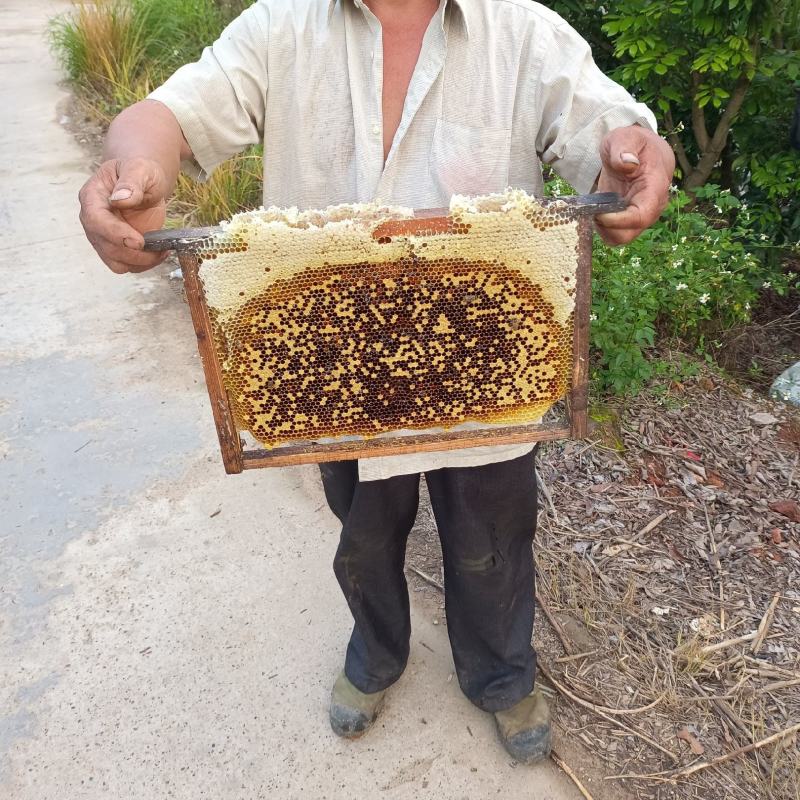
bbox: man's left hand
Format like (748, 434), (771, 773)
(594, 125), (675, 245)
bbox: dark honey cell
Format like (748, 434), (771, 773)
(208, 256), (573, 446)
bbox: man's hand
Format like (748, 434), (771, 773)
(594, 125), (675, 246)
(78, 157), (170, 274)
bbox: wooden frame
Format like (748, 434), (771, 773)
(146, 193), (618, 473)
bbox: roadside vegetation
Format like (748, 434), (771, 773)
(51, 0), (799, 395)
(50, 0), (261, 225)
(547, 0), (800, 392)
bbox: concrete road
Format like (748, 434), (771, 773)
(0, 2), (579, 797)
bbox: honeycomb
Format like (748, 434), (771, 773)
(194, 189), (579, 448)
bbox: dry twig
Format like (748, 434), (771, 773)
(674, 722), (800, 780)
(406, 565), (443, 591)
(751, 592), (781, 655)
(700, 631), (758, 655)
(535, 590), (576, 655)
(634, 511), (672, 539)
(538, 662), (677, 762)
(551, 748), (595, 800)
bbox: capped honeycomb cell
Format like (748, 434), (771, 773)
(195, 189), (579, 448)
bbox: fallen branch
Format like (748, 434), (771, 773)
(539, 662), (665, 717)
(634, 511), (672, 539)
(673, 722), (800, 780)
(751, 592), (781, 655)
(699, 630), (782, 655)
(700, 631), (757, 655)
(538, 662), (677, 763)
(555, 649), (599, 664)
(535, 591), (576, 655)
(758, 677), (800, 694)
(686, 674), (770, 778)
(703, 504), (725, 630)
(406, 565), (443, 591)
(609, 723), (800, 783)
(551, 748), (595, 800)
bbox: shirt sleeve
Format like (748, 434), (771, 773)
(148, 1), (269, 179)
(532, 17), (657, 194)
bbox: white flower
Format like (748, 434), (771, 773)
(589, 313), (598, 321)
(760, 234), (769, 241)
(714, 205), (723, 214)
(669, 184), (679, 194)
(762, 281), (772, 289)
(711, 251), (719, 259)
(630, 257), (641, 267)
(745, 302), (751, 310)
(670, 259), (684, 269)
(680, 236), (687, 244)
(699, 293), (710, 305)
(676, 283), (688, 291)
(671, 244), (679, 252)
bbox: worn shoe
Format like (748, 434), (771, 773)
(329, 671), (387, 739)
(494, 687), (552, 764)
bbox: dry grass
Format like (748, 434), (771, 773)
(50, 0), (153, 117)
(171, 147), (263, 227)
(52, 0), (264, 225)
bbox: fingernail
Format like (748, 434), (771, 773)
(110, 188), (132, 201)
(621, 152), (640, 166)
(122, 237), (139, 250)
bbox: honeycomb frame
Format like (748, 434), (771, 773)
(144, 192), (619, 473)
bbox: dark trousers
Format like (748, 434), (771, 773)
(320, 449), (538, 713)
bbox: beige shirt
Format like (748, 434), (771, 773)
(150, 0), (656, 481)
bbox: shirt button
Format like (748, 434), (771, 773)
(371, 123), (380, 135)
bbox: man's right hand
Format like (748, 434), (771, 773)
(78, 157), (170, 274)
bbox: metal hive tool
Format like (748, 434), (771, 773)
(144, 189), (624, 473)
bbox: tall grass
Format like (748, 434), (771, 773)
(50, 0), (153, 116)
(172, 146), (264, 226)
(51, 0), (251, 114)
(51, 0), (260, 223)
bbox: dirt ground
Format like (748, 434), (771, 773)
(408, 374), (800, 800)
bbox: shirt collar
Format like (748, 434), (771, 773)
(327, 0), (471, 39)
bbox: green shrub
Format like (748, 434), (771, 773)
(589, 185), (797, 393)
(543, 1), (800, 248)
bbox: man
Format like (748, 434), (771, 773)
(78, 0), (674, 764)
